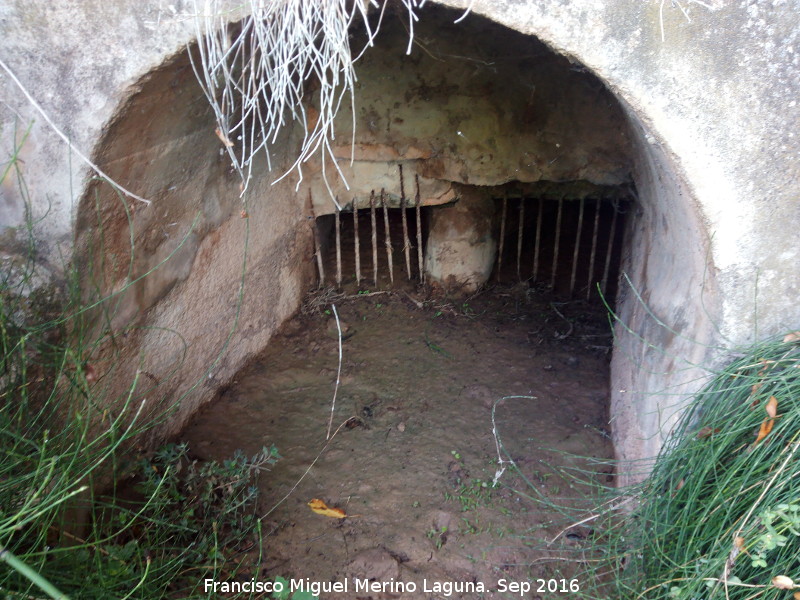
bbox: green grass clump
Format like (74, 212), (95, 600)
(509, 334), (800, 600)
(1, 130), (278, 598)
(626, 334), (800, 600)
(0, 229), (278, 597)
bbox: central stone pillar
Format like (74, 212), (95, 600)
(424, 186), (496, 293)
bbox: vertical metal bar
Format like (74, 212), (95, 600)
(586, 199), (601, 300)
(532, 198), (543, 282)
(415, 175), (424, 283)
(313, 219), (325, 287)
(308, 190), (324, 287)
(370, 190), (378, 285)
(335, 203), (342, 288)
(399, 166), (412, 280)
(601, 200), (620, 297)
(381, 189), (394, 284)
(516, 197), (525, 281)
(497, 192), (507, 281)
(550, 197), (563, 290)
(569, 197), (585, 297)
(353, 201), (361, 286)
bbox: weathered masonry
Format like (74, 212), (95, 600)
(1, 1), (798, 480)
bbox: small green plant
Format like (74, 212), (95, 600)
(426, 526), (448, 550)
(746, 501), (800, 569)
(451, 478), (494, 513)
(271, 576), (320, 600)
(128, 442), (278, 571)
(460, 517), (479, 535)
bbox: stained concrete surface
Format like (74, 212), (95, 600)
(0, 1), (798, 473)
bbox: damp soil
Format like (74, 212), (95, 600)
(180, 285), (615, 599)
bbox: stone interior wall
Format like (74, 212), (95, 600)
(73, 50), (314, 442)
(302, 6), (634, 292)
(610, 107), (721, 479)
(71, 8), (636, 442)
(302, 7), (632, 217)
(1, 0), (797, 472)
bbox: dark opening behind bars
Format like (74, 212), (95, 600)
(493, 196), (629, 301)
(312, 191), (629, 303)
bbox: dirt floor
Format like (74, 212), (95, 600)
(181, 285), (615, 599)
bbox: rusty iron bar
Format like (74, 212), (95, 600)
(415, 174), (424, 283)
(569, 197), (585, 297)
(353, 200), (361, 286)
(313, 221), (325, 287)
(335, 202), (342, 288)
(496, 192), (507, 280)
(532, 198), (543, 282)
(550, 197), (563, 290)
(308, 190), (325, 287)
(516, 196), (525, 281)
(381, 189), (394, 284)
(586, 198), (601, 300)
(370, 190), (378, 285)
(399, 165), (412, 280)
(400, 195), (412, 281)
(601, 200), (620, 297)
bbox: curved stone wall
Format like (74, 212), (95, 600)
(0, 1), (797, 474)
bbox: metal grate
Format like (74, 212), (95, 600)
(493, 195), (629, 300)
(311, 169), (427, 289)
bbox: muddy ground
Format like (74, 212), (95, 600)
(181, 285), (615, 599)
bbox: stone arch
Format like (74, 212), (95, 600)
(74, 1), (721, 474)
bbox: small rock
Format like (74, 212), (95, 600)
(397, 421), (405, 432)
(325, 318), (350, 340)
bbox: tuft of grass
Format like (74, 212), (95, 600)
(524, 333), (800, 600)
(0, 129), (277, 599)
(625, 333), (800, 600)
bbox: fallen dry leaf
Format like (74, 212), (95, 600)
(771, 575), (795, 590)
(215, 127), (234, 147)
(793, 591), (800, 600)
(783, 331), (800, 344)
(753, 396), (780, 445)
(726, 536), (745, 570)
(308, 498), (347, 519)
(766, 396), (778, 419)
(754, 418), (775, 444)
(696, 426), (720, 439)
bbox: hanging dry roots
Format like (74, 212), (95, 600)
(190, 0), (473, 200)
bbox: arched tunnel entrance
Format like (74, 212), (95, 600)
(75, 2), (715, 590)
